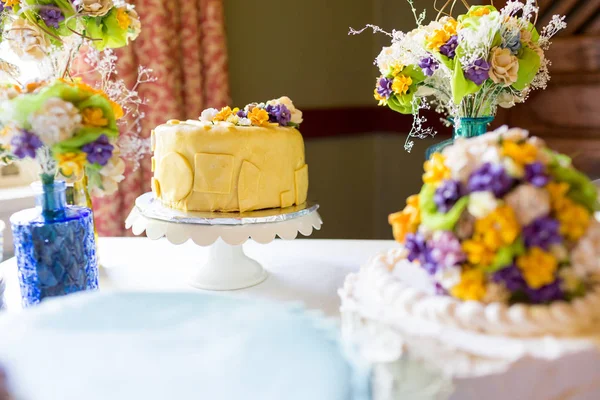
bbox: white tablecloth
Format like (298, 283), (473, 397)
(0, 237), (395, 316)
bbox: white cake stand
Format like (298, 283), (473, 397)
(125, 193), (322, 291)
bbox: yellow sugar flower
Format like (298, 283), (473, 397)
(450, 269), (487, 301)
(57, 152), (87, 181)
(547, 181), (570, 211)
(214, 106), (234, 122)
(425, 28), (451, 52)
(475, 205), (520, 249)
(502, 140), (538, 166)
(82, 107), (108, 127)
(462, 237), (496, 267)
(423, 153), (450, 186)
(391, 75), (412, 95)
(557, 198), (591, 241)
(116, 7), (131, 30)
(389, 195), (420, 243)
(517, 247), (558, 289)
(390, 63), (404, 77)
(248, 107), (269, 127)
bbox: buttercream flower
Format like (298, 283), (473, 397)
(434, 265), (462, 290)
(474, 205), (520, 251)
(467, 162), (514, 198)
(389, 195), (420, 243)
(57, 152), (87, 181)
(571, 220), (600, 277)
(522, 216), (562, 250)
(6, 19), (50, 60)
(464, 59), (490, 85)
(450, 269), (487, 301)
(270, 96), (303, 125)
(81, 0), (113, 17)
(82, 134), (114, 166)
(423, 153), (450, 186)
(483, 282), (510, 303)
(429, 231), (466, 268)
(11, 130), (43, 159)
(434, 179), (464, 213)
(92, 152), (126, 197)
(199, 108), (219, 122)
(29, 98), (82, 145)
(248, 107), (270, 127)
(82, 107), (108, 127)
(213, 106), (235, 122)
(524, 162), (549, 187)
(504, 184), (550, 226)
(439, 35), (458, 59)
(391, 75), (412, 95)
(418, 57), (438, 77)
(467, 191), (499, 219)
(488, 47), (519, 86)
(376, 76), (393, 98)
(517, 247), (558, 289)
(502, 140), (538, 166)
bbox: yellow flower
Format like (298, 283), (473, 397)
(423, 153), (450, 186)
(517, 247), (558, 289)
(470, 7), (491, 17)
(450, 269), (487, 301)
(248, 107), (269, 127)
(502, 140), (537, 166)
(116, 8), (131, 30)
(443, 18), (458, 36)
(213, 106), (234, 122)
(547, 181), (570, 211)
(373, 88), (387, 106)
(462, 237), (496, 267)
(389, 195), (420, 243)
(390, 63), (404, 77)
(557, 198), (591, 241)
(474, 205), (520, 250)
(425, 28), (451, 52)
(82, 107), (108, 127)
(1, 0), (19, 8)
(391, 75), (412, 95)
(57, 152), (87, 181)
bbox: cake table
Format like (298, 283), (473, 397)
(126, 193), (322, 291)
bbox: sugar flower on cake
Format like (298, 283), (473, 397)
(387, 126), (599, 305)
(197, 98), (303, 128)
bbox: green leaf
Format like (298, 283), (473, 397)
(419, 184), (470, 231)
(85, 8), (128, 50)
(51, 126), (117, 154)
(549, 162), (599, 212)
(451, 57), (481, 104)
(512, 47), (541, 91)
(485, 238), (525, 273)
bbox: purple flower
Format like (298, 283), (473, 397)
(236, 109), (247, 118)
(522, 216), (562, 250)
(525, 162), (550, 187)
(492, 264), (526, 292)
(429, 231), (466, 268)
(376, 76), (394, 98)
(82, 134), (114, 166)
(464, 58), (490, 85)
(265, 104), (292, 126)
(440, 35), (458, 59)
(503, 31), (522, 55)
(39, 5), (65, 29)
(434, 179), (464, 213)
(418, 57), (439, 77)
(405, 233), (439, 275)
(526, 279), (564, 304)
(11, 130), (43, 159)
(467, 163), (514, 198)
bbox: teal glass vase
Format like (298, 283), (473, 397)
(425, 116), (494, 159)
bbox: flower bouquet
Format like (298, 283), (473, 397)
(389, 127), (599, 304)
(351, 0), (566, 153)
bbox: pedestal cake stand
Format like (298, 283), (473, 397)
(126, 193), (322, 291)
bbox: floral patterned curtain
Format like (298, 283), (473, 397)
(92, 0), (230, 236)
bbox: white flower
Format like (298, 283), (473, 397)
(502, 157), (525, 179)
(270, 96), (303, 125)
(468, 191), (500, 219)
(199, 108), (219, 122)
(435, 265), (462, 290)
(6, 19), (50, 61)
(498, 91), (524, 109)
(571, 220), (600, 278)
(92, 153), (125, 197)
(238, 117), (251, 126)
(29, 98), (82, 145)
(81, 0), (113, 17)
(504, 184), (551, 226)
(482, 282), (510, 304)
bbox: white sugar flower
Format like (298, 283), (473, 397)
(504, 184), (550, 226)
(29, 98), (82, 145)
(571, 220), (600, 278)
(92, 152), (126, 197)
(226, 114), (239, 125)
(199, 108), (219, 122)
(238, 117), (251, 126)
(502, 156), (525, 179)
(434, 265), (462, 290)
(468, 191), (500, 219)
(6, 19), (50, 61)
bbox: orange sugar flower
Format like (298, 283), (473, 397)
(82, 107), (108, 127)
(389, 195), (420, 243)
(423, 153), (450, 186)
(248, 107), (270, 127)
(502, 140), (538, 166)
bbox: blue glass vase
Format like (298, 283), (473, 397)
(425, 116), (494, 159)
(10, 180), (98, 307)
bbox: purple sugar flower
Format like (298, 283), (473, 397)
(522, 216), (562, 250)
(492, 264), (526, 292)
(376, 76), (394, 98)
(526, 279), (564, 304)
(405, 233), (439, 275)
(39, 5), (65, 29)
(82, 134), (114, 166)
(434, 179), (464, 213)
(236, 109), (247, 118)
(467, 163), (514, 198)
(440, 35), (458, 59)
(265, 104), (292, 126)
(11, 130), (43, 159)
(429, 231), (466, 269)
(464, 58), (490, 85)
(525, 162), (550, 187)
(418, 57), (439, 77)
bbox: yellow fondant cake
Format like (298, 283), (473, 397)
(151, 98), (308, 212)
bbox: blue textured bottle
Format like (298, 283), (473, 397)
(10, 180), (98, 307)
